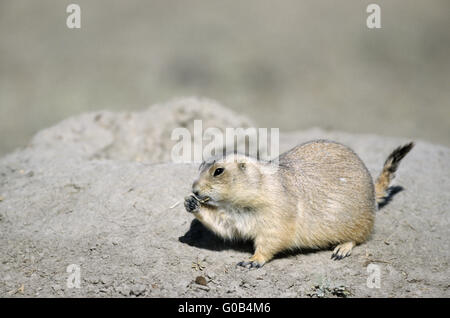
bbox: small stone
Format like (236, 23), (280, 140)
(196, 285), (210, 292)
(100, 276), (112, 285)
(130, 285), (146, 296)
(91, 279), (100, 285)
(195, 276), (207, 286)
(133, 258), (144, 266)
(205, 273), (216, 280)
(117, 285), (131, 296)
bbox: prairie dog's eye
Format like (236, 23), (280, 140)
(213, 167), (224, 177)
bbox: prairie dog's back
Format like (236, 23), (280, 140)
(278, 140), (376, 247)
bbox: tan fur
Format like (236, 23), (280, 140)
(185, 140), (413, 267)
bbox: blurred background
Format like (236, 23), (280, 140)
(0, 0), (449, 156)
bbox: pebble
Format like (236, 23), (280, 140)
(130, 285), (147, 296)
(195, 276), (207, 286)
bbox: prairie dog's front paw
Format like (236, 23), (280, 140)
(184, 195), (200, 213)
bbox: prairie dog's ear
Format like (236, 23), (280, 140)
(238, 162), (246, 171)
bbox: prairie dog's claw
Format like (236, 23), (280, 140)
(184, 195), (200, 213)
(236, 260), (264, 269)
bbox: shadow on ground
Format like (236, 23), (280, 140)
(378, 186), (404, 209)
(179, 185), (407, 261)
(179, 219), (325, 262)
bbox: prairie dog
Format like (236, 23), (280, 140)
(184, 140), (414, 268)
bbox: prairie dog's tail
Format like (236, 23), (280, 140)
(375, 142), (414, 204)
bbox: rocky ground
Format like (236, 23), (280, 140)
(0, 98), (449, 297)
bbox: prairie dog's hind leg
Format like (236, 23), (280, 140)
(331, 241), (355, 260)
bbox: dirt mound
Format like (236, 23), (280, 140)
(0, 98), (449, 297)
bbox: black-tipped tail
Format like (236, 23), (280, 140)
(375, 142), (414, 204)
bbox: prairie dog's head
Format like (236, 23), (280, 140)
(192, 154), (266, 207)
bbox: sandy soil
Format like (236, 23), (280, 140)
(1, 98), (449, 297)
